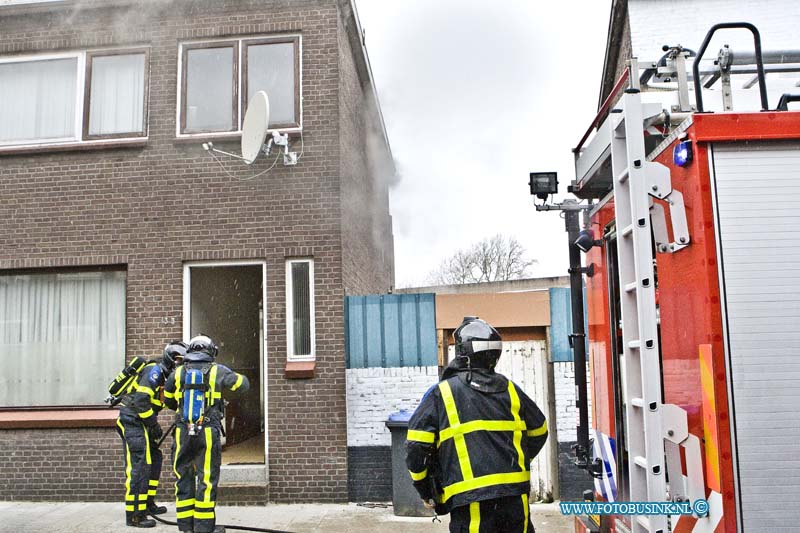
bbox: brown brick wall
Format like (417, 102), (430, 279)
(0, 0), (392, 503)
(0, 428), (125, 502)
(337, 10), (395, 296)
(0, 421), (267, 505)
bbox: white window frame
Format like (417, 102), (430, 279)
(0, 1), (65, 5)
(0, 51), (84, 147)
(0, 47), (149, 150)
(175, 33), (303, 139)
(285, 258), (315, 362)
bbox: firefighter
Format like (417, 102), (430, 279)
(406, 317), (548, 533)
(116, 341), (187, 528)
(163, 334), (250, 533)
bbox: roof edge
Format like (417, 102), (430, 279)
(336, 0), (395, 172)
(598, 0), (628, 110)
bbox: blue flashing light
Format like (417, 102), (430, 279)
(673, 140), (693, 167)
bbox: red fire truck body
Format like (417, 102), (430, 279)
(554, 23), (800, 526)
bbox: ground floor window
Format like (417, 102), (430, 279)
(286, 259), (315, 361)
(0, 268), (126, 407)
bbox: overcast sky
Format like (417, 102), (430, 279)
(354, 0), (613, 288)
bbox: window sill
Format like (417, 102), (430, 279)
(172, 129), (301, 145)
(0, 408), (119, 429)
(0, 138), (147, 156)
(284, 361), (315, 379)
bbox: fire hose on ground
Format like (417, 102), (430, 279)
(152, 423), (296, 533)
(149, 513), (296, 533)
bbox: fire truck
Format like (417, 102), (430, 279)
(532, 24), (800, 533)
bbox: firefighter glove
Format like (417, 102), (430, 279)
(146, 420), (163, 442)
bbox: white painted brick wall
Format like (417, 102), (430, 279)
(554, 362), (592, 443)
(346, 366), (439, 447)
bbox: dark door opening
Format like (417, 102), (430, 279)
(188, 264), (264, 465)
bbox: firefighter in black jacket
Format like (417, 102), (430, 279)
(117, 341), (186, 528)
(406, 317), (548, 533)
(163, 334), (250, 533)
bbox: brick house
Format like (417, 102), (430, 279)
(0, 0), (394, 504)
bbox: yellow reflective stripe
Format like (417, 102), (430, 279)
(138, 503), (147, 511)
(526, 420), (548, 438)
(409, 468), (428, 481)
(203, 427), (213, 503)
(176, 509), (194, 519)
(125, 505), (135, 512)
(175, 366), (183, 401)
(439, 420), (527, 443)
(407, 430), (436, 444)
(439, 381), (473, 480)
(118, 419), (133, 503)
(208, 364), (219, 406)
(125, 494), (135, 501)
(148, 489), (157, 496)
(137, 385), (155, 398)
(144, 423), (152, 465)
(522, 493), (529, 533)
(173, 427), (182, 498)
(139, 408), (154, 419)
(507, 381), (526, 471)
(176, 498), (195, 507)
(163, 390), (175, 399)
(195, 500), (215, 509)
(230, 373), (244, 391)
(138, 494), (148, 501)
(442, 470), (531, 502)
(195, 511), (215, 519)
(149, 480), (159, 487)
(469, 502), (480, 533)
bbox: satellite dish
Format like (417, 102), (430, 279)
(241, 91), (270, 165)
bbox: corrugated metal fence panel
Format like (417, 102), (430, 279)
(549, 287), (589, 362)
(549, 288), (572, 362)
(711, 141), (800, 530)
(345, 293), (437, 368)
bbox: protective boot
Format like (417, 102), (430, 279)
(146, 499), (167, 515)
(126, 512), (156, 528)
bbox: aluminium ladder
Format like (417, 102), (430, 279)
(609, 88), (668, 533)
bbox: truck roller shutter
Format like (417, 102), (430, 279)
(710, 141), (800, 531)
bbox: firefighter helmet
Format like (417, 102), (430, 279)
(187, 334), (218, 359)
(453, 316), (502, 370)
(162, 340), (188, 371)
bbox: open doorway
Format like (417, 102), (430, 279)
(184, 262), (265, 465)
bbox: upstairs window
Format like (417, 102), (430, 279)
(0, 49), (149, 147)
(179, 35), (300, 136)
(85, 51), (148, 138)
(182, 43), (237, 133)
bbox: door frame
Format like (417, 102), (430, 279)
(183, 259), (268, 469)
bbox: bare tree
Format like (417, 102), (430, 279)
(428, 234), (537, 285)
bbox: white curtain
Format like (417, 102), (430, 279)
(89, 53), (145, 136)
(0, 57), (77, 143)
(0, 270), (126, 407)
